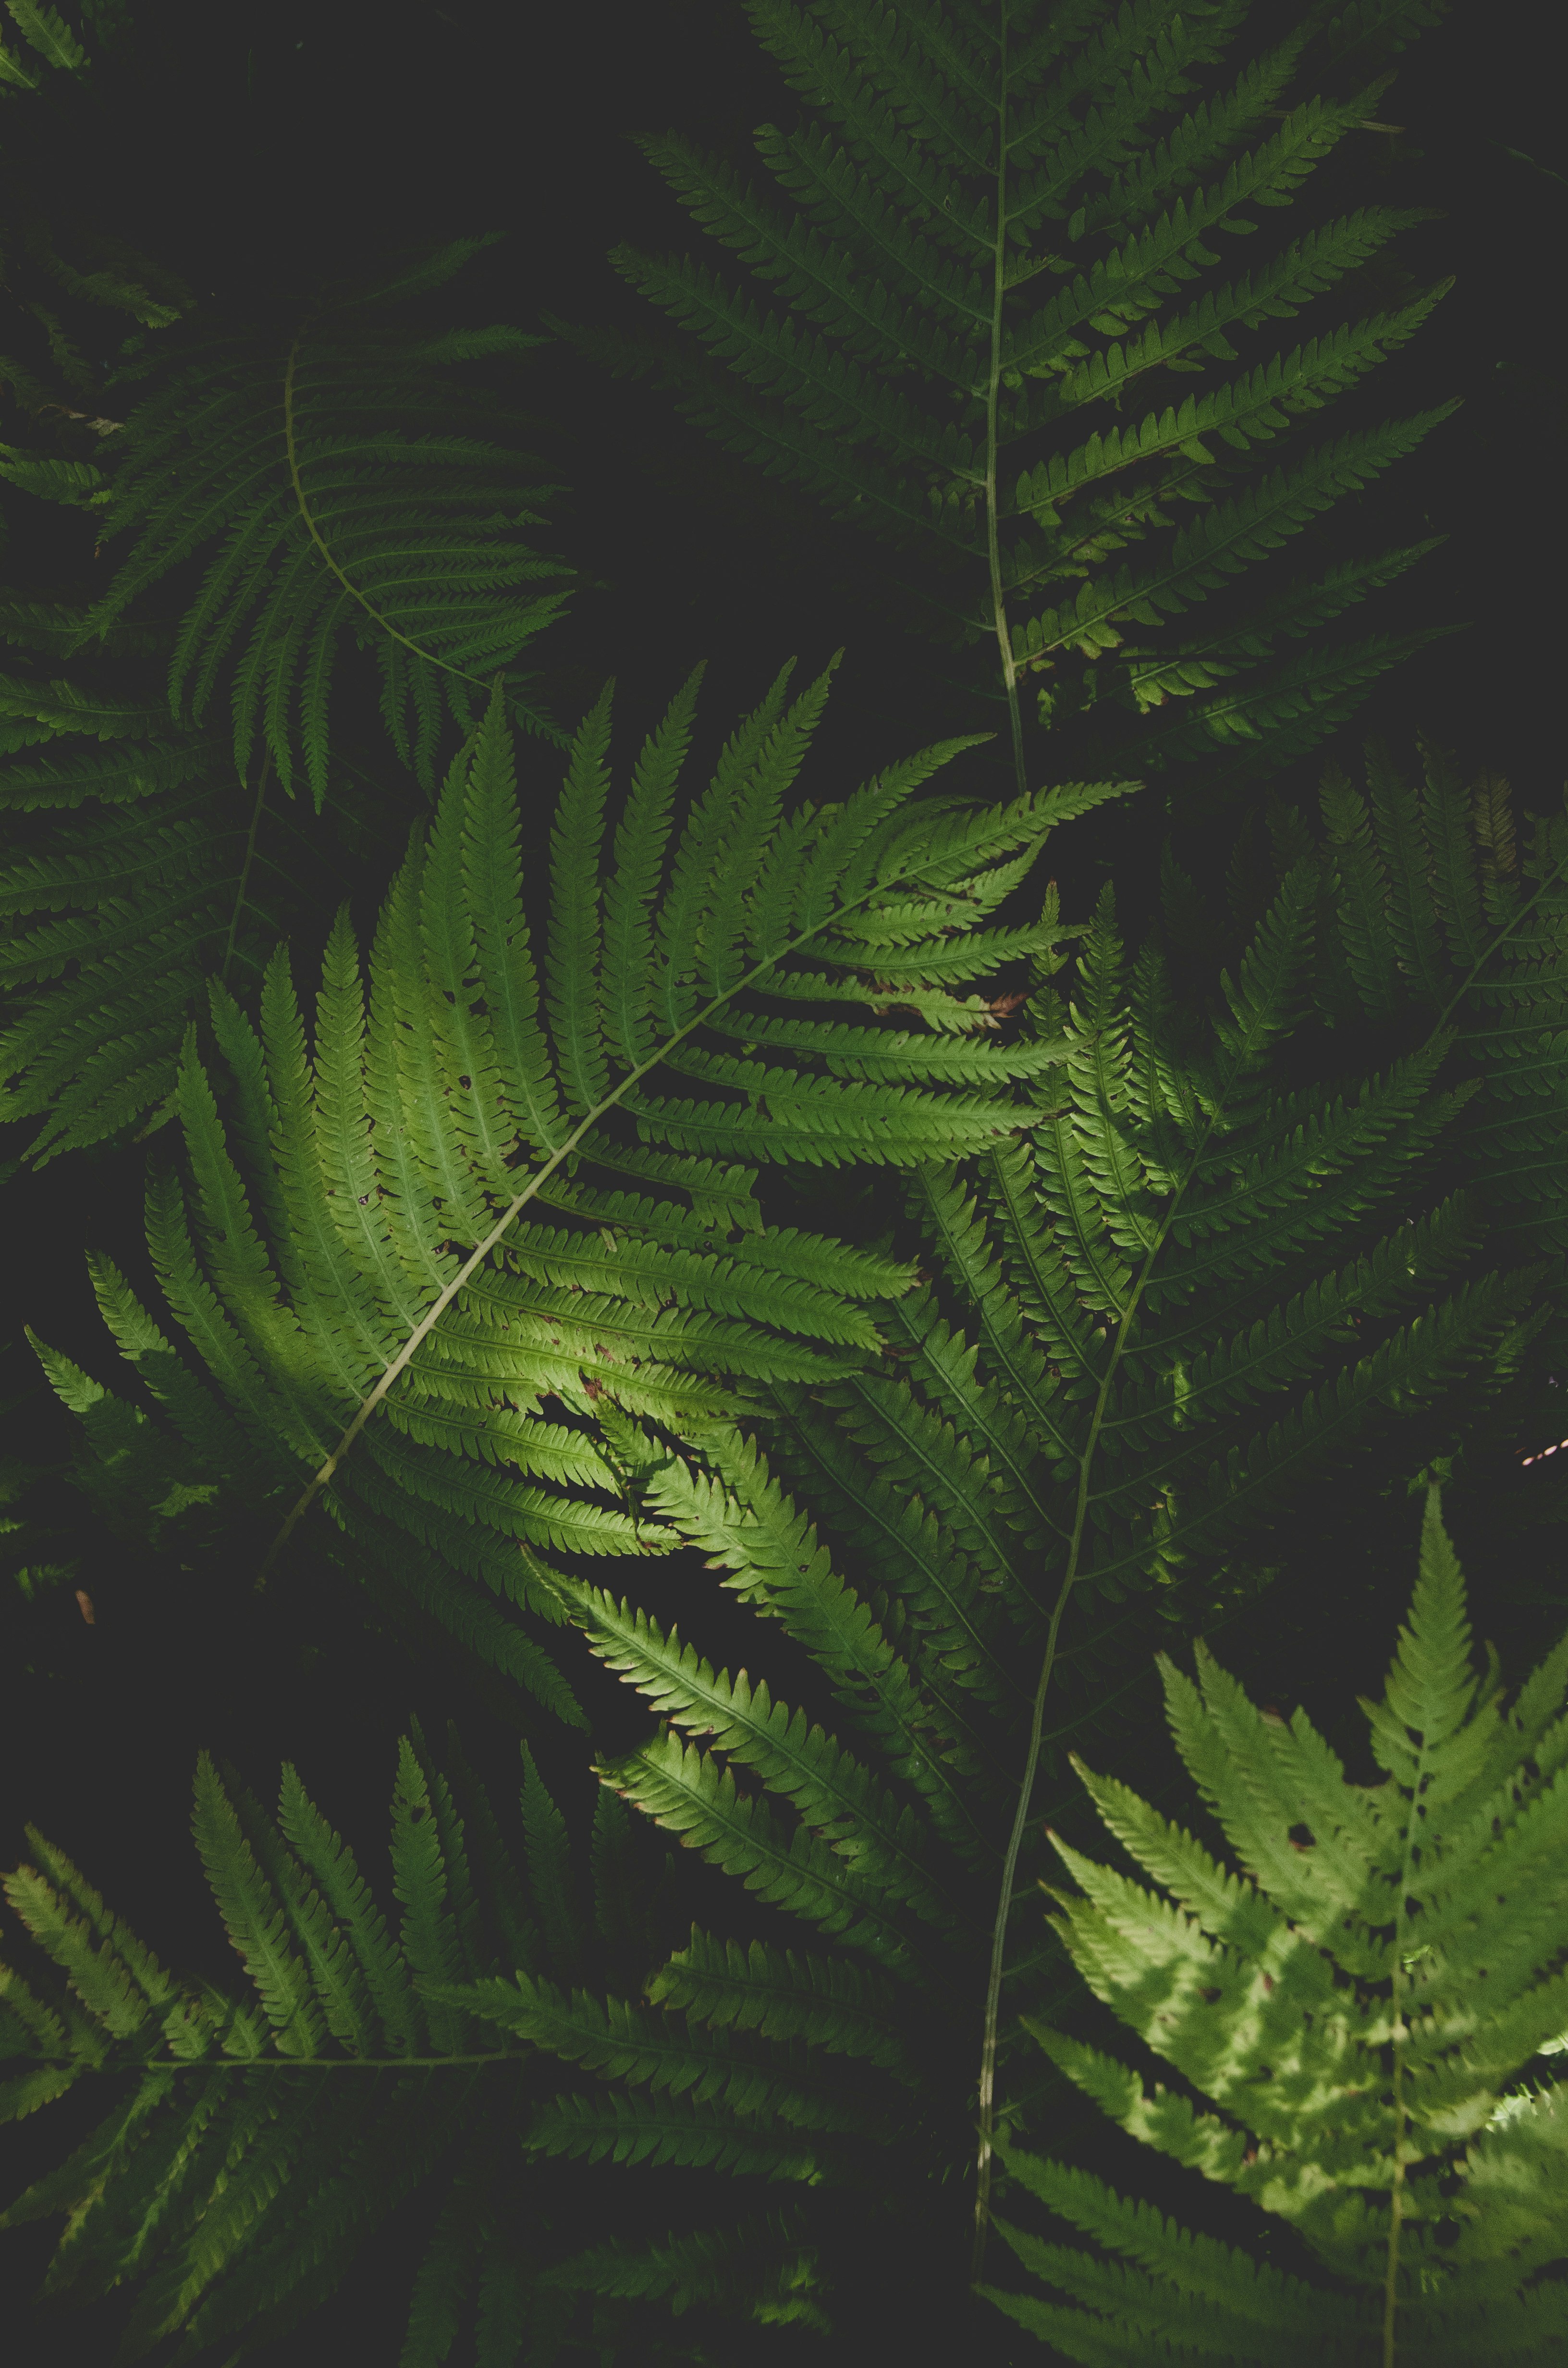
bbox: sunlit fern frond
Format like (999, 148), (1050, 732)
(980, 1491), (1568, 2364)
(29, 659), (1125, 1709)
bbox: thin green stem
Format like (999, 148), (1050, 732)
(985, 6), (1027, 803)
(970, 947), (1299, 2271)
(257, 835), (986, 1585)
(1384, 2014), (1408, 2365)
(969, 1131), (1212, 2280)
(220, 753), (270, 987)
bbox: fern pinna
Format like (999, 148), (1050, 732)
(982, 1492), (1568, 2364)
(22, 660), (1127, 1714)
(0, 1725), (827, 2359)
(579, 0), (1457, 794)
(0, 239), (575, 1161)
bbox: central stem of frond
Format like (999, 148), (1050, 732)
(985, 9), (1026, 805)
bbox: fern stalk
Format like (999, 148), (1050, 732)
(972, 1012), (1236, 2273)
(984, 4), (1026, 798)
(219, 753), (272, 988)
(1384, 1875), (1412, 2366)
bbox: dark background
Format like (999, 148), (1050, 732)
(0, 2), (1560, 2358)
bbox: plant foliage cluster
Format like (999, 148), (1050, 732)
(575, 0), (1462, 791)
(3, 4), (1564, 2366)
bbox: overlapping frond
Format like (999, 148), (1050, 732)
(574, 0), (1457, 788)
(75, 236), (571, 803)
(0, 236), (581, 1161)
(981, 1497), (1568, 2361)
(438, 742), (1551, 2332)
(0, 1724), (812, 2360)
(0, 596), (419, 1160)
(36, 664), (1121, 1702)
(9, 730), (1561, 2358)
(1312, 740), (1568, 1301)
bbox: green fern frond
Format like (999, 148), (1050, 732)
(545, 2210), (828, 2331)
(531, 746), (1555, 2321)
(82, 238), (570, 801)
(430, 1966), (870, 2135)
(647, 1926), (918, 2079)
(597, 1730), (918, 1969)
(45, 665), (1125, 1698)
(0, 624), (420, 1161)
(0, 234), (582, 1164)
(0, 1726), (692, 2359)
(526, 2084), (822, 2177)
(581, 0), (1458, 790)
(1311, 745), (1568, 1300)
(556, 1575), (961, 1930)
(984, 1494), (1568, 2361)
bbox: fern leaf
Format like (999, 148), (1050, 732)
(599, 1732), (916, 1969)
(647, 1926), (918, 2078)
(602, 1), (1455, 788)
(999, 1498), (1568, 2355)
(527, 2084), (821, 2177)
(191, 1757), (325, 2059)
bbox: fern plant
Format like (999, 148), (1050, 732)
(1307, 740), (1568, 1373)
(0, 597), (415, 1164)
(1177, 732), (1568, 1466)
(0, 237), (582, 1162)
(422, 738), (1565, 2307)
(0, 1722), (827, 2359)
(300, 748), (1562, 2288)
(570, 0), (1457, 793)
(6, 737), (1563, 2356)
(21, 658), (1125, 1707)
(68, 232), (574, 802)
(981, 1489), (1568, 2364)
